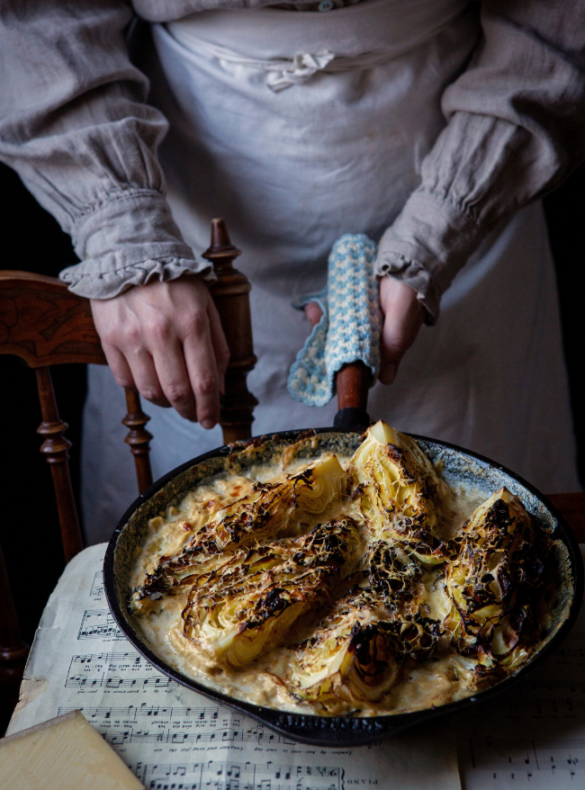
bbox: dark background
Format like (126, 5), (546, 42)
(1, 157), (584, 683)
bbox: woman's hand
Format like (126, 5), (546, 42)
(304, 275), (425, 385)
(378, 275), (425, 384)
(304, 301), (324, 328)
(91, 277), (230, 428)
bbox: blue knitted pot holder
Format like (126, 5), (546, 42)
(288, 233), (381, 407)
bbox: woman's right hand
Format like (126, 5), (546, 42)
(304, 274), (424, 386)
(91, 276), (230, 428)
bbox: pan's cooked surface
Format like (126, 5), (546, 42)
(128, 422), (553, 716)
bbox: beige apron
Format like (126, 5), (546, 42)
(82, 0), (579, 542)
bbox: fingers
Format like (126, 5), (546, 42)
(304, 301), (323, 328)
(183, 325), (221, 429)
(91, 278), (225, 428)
(100, 343), (137, 392)
(150, 339), (198, 419)
(124, 348), (172, 408)
(103, 336), (172, 409)
(378, 277), (425, 385)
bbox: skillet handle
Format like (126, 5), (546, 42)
(333, 361), (371, 432)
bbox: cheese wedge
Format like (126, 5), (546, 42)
(0, 710), (144, 790)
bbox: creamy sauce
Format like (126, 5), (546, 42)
(130, 451), (494, 717)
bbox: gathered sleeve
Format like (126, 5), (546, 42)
(0, 0), (212, 299)
(376, 0), (585, 323)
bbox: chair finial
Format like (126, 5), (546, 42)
(202, 219), (258, 444)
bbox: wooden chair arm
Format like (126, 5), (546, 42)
(0, 270), (106, 368)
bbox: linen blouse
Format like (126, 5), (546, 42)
(1, 0), (585, 321)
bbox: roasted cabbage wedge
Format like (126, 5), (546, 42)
(288, 584), (440, 710)
(444, 487), (549, 672)
(288, 598), (399, 710)
(288, 538), (441, 710)
(182, 518), (362, 668)
(134, 455), (346, 602)
(350, 421), (448, 551)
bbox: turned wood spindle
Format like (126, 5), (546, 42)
(122, 388), (153, 494)
(203, 218), (258, 444)
(35, 366), (83, 563)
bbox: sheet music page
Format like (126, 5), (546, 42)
(7, 544), (460, 790)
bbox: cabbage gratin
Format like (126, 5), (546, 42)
(129, 422), (552, 716)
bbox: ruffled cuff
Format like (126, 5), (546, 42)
(375, 187), (482, 323)
(59, 190), (214, 299)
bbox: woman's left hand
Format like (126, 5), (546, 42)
(304, 275), (425, 385)
(378, 275), (425, 385)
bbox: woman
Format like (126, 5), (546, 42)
(1, 0), (583, 542)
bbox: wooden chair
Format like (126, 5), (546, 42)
(0, 218), (258, 724)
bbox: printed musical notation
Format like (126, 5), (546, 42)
(133, 760), (342, 790)
(468, 735), (585, 778)
(90, 571), (105, 599)
(57, 704), (296, 749)
(109, 727), (238, 748)
(65, 652), (179, 691)
(8, 543), (460, 790)
(105, 728), (291, 748)
(58, 703), (227, 722)
(78, 610), (124, 640)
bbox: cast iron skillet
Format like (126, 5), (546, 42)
(104, 426), (583, 747)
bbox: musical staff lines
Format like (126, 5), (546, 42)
(57, 704), (296, 748)
(90, 571), (104, 599)
(469, 735), (585, 779)
(457, 610), (585, 787)
(58, 704), (228, 722)
(78, 610), (124, 640)
(133, 760), (342, 790)
(105, 728), (284, 748)
(65, 652), (179, 691)
(554, 636), (585, 662)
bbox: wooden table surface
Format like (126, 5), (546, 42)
(547, 492), (585, 541)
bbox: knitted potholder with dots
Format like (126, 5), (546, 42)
(288, 234), (380, 407)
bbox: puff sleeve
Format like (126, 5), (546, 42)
(0, 0), (212, 299)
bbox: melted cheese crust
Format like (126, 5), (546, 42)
(129, 453), (495, 716)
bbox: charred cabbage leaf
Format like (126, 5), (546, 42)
(182, 518), (362, 668)
(350, 421), (448, 551)
(445, 487), (549, 672)
(287, 539), (440, 709)
(287, 599), (399, 709)
(134, 455), (346, 602)
(367, 540), (423, 616)
(287, 583), (440, 710)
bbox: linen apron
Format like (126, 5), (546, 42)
(82, 0), (580, 543)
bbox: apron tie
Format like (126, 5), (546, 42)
(266, 51), (335, 92)
(177, 35), (336, 92)
(172, 33), (418, 92)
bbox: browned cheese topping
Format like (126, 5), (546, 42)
(130, 422), (552, 716)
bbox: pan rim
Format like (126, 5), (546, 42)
(104, 427), (584, 746)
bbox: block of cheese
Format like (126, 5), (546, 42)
(0, 710), (144, 790)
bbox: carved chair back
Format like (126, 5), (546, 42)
(0, 219), (257, 700)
